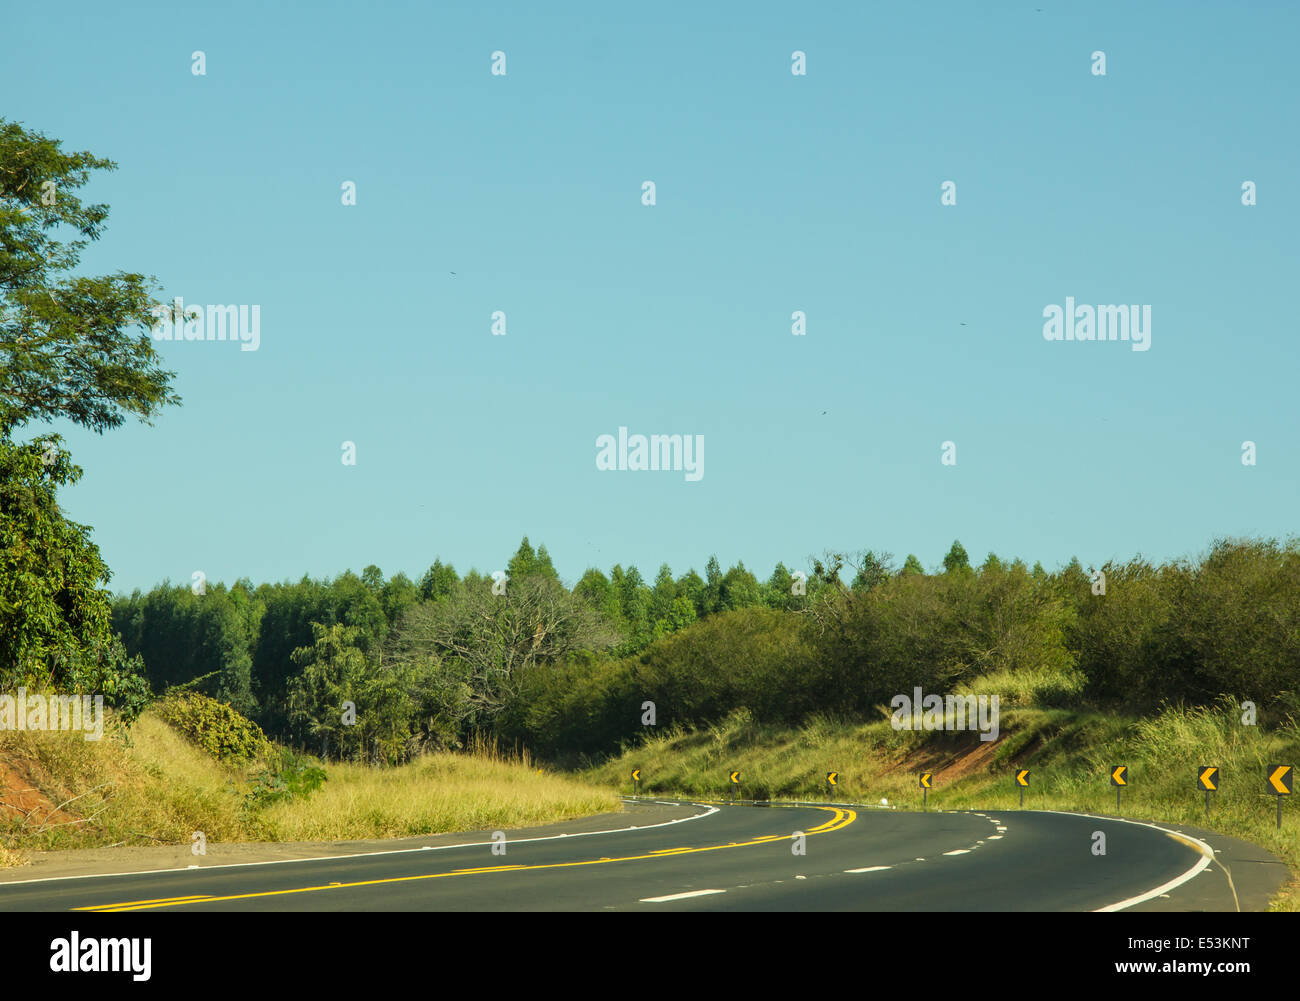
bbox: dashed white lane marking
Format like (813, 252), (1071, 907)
(845, 866), (892, 873)
(944, 849), (972, 856)
(987, 835), (1003, 840)
(996, 827), (1007, 832)
(641, 889), (726, 903)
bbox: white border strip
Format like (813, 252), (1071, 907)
(1039, 810), (1215, 912)
(0, 800), (719, 888)
(640, 888), (725, 902)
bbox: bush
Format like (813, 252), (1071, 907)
(245, 748), (327, 809)
(153, 690), (274, 763)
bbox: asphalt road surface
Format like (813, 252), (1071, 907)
(0, 800), (1287, 911)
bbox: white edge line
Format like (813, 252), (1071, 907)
(0, 801), (721, 888)
(1038, 810), (1215, 912)
(641, 888), (726, 902)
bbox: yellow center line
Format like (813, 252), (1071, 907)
(82, 894), (213, 910)
(76, 807), (856, 912)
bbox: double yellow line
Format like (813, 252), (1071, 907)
(78, 806), (856, 912)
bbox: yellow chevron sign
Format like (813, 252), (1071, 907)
(1110, 765), (1128, 786)
(826, 772), (838, 786)
(631, 769), (641, 783)
(1198, 766), (1219, 791)
(1268, 764), (1293, 795)
(729, 770), (741, 785)
(1015, 770), (1030, 787)
(919, 772), (933, 789)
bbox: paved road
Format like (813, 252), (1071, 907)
(0, 800), (1286, 911)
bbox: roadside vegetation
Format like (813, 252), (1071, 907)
(0, 693), (617, 865)
(584, 697), (1300, 911)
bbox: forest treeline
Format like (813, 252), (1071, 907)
(111, 536), (1300, 764)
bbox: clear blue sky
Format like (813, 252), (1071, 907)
(6, 1), (1298, 593)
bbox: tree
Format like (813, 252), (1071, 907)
(418, 559), (459, 602)
(719, 561), (762, 611)
(507, 537), (538, 581)
(532, 544), (560, 585)
(676, 569), (706, 618)
(703, 555), (723, 615)
(286, 622), (369, 759)
(943, 540), (971, 574)
(901, 554), (925, 576)
(0, 120), (179, 437)
(764, 562), (796, 610)
(648, 563), (677, 625)
(0, 121), (178, 711)
(379, 571), (419, 625)
(0, 438), (150, 715)
(574, 567), (622, 625)
(851, 551), (893, 592)
(390, 574), (620, 730)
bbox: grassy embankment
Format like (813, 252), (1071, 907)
(0, 706), (619, 866)
(584, 671), (1300, 911)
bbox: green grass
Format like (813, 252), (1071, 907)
(0, 710), (619, 865)
(583, 698), (1300, 910)
(258, 742), (619, 841)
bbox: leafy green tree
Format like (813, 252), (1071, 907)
(764, 562), (793, 609)
(943, 540), (971, 574)
(619, 565), (650, 647)
(532, 544), (560, 585)
(719, 561), (762, 611)
(0, 120), (179, 437)
(391, 574), (619, 732)
(901, 554), (925, 576)
(0, 440), (150, 715)
(418, 559), (459, 601)
(575, 567), (623, 626)
(703, 555), (723, 615)
(286, 622), (370, 759)
(379, 571), (419, 625)
(852, 551), (892, 592)
(676, 569), (706, 618)
(507, 537), (538, 581)
(649, 563), (677, 624)
(0, 121), (179, 712)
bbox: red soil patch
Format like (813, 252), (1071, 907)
(0, 756), (77, 830)
(882, 734), (1010, 785)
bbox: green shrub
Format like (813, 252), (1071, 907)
(154, 690), (274, 763)
(244, 748), (327, 809)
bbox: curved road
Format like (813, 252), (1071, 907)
(0, 800), (1285, 911)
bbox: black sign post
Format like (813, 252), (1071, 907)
(1198, 766), (1219, 817)
(1110, 765), (1127, 812)
(1268, 764), (1293, 829)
